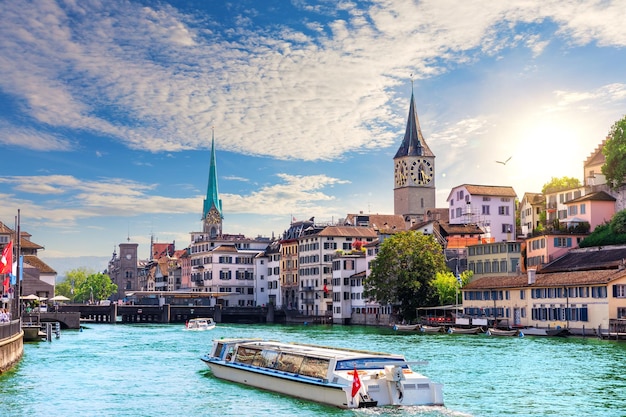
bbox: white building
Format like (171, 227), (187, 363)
(447, 184), (517, 242)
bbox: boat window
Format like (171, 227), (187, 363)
(214, 342), (226, 359)
(275, 352), (304, 373)
(254, 350), (278, 368)
(335, 357), (407, 371)
(299, 357), (329, 379)
(236, 346), (261, 364)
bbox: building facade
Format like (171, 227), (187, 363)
(393, 91), (436, 224)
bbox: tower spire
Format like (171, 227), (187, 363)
(203, 127), (222, 220)
(394, 86), (433, 159)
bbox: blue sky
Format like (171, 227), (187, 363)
(1, 0), (626, 273)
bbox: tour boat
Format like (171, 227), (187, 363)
(201, 338), (444, 409)
(185, 318), (215, 331)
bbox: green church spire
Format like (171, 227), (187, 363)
(202, 128), (222, 220)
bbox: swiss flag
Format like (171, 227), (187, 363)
(351, 365), (361, 398)
(0, 241), (12, 275)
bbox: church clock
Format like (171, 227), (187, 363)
(206, 207), (221, 224)
(410, 158), (433, 185)
(394, 160), (408, 187)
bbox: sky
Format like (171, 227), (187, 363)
(1, 0), (626, 274)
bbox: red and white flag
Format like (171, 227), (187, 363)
(0, 241), (12, 275)
(351, 365), (361, 398)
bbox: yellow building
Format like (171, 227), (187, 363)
(461, 267), (626, 336)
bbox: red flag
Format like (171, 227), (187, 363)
(0, 241), (12, 274)
(2, 276), (8, 293)
(351, 366), (361, 398)
(323, 284), (328, 294)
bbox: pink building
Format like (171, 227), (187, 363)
(525, 233), (586, 270)
(561, 191), (616, 232)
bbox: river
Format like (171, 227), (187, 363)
(1, 323), (625, 417)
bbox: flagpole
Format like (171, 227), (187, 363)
(17, 209), (21, 319)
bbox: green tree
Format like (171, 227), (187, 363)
(602, 115), (626, 189)
(432, 270), (473, 305)
(64, 268), (117, 303)
(55, 280), (74, 300)
(541, 176), (582, 194)
(364, 231), (446, 321)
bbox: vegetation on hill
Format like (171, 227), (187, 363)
(55, 267), (118, 303)
(579, 209), (626, 247)
(364, 231), (446, 322)
(602, 115), (626, 189)
(541, 176), (582, 194)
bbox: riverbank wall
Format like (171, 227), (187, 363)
(0, 320), (24, 374)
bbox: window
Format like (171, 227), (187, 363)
(580, 204), (586, 215)
(612, 285), (626, 298)
(482, 205), (490, 215)
(554, 237), (572, 248)
(568, 205), (578, 216)
(498, 206), (510, 215)
(502, 224), (513, 233)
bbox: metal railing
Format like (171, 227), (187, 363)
(0, 319), (21, 340)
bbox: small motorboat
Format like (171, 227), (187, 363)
(420, 325), (442, 334)
(185, 318), (216, 331)
(447, 326), (482, 335)
(392, 323), (420, 332)
(486, 328), (519, 337)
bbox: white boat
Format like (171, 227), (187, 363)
(201, 338), (444, 409)
(393, 323), (420, 331)
(185, 318), (215, 331)
(419, 325), (442, 334)
(447, 327), (482, 335)
(486, 328), (519, 337)
(520, 327), (569, 337)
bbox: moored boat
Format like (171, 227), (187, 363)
(486, 328), (520, 337)
(447, 326), (482, 335)
(393, 323), (420, 332)
(419, 325), (442, 333)
(201, 338), (444, 409)
(521, 327), (569, 337)
(185, 318), (215, 331)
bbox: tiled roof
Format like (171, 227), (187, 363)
(539, 245), (626, 273)
(212, 244), (239, 253)
(522, 192), (544, 205)
(344, 213), (406, 232)
(566, 190), (616, 204)
(317, 226), (379, 238)
(438, 222), (484, 236)
(447, 184), (517, 201)
(23, 255), (56, 274)
(463, 269), (626, 290)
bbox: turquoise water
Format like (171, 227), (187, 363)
(2, 324), (626, 417)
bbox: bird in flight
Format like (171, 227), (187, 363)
(496, 156), (512, 165)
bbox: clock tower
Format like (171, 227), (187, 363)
(202, 129), (223, 238)
(393, 90), (435, 223)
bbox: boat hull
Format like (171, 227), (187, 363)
(448, 327), (482, 334)
(201, 339), (444, 409)
(486, 328), (519, 337)
(204, 361), (351, 408)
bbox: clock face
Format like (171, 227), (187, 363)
(206, 208), (221, 224)
(125, 253), (132, 260)
(410, 158), (433, 185)
(394, 160), (408, 186)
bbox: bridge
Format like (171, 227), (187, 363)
(47, 303), (287, 328)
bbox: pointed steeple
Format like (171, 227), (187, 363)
(202, 128), (222, 220)
(394, 91), (433, 158)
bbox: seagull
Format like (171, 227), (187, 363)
(496, 156), (512, 165)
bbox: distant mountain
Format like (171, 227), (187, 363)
(39, 256), (110, 282)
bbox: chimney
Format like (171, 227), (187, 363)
(528, 269), (536, 285)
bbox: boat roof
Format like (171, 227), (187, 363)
(223, 339), (404, 361)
